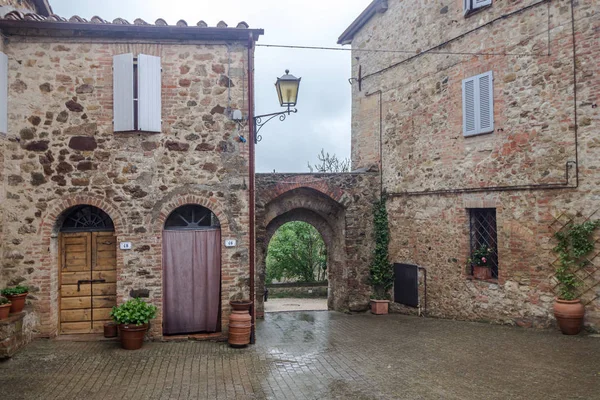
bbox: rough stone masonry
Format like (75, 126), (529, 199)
(0, 15), (260, 338)
(345, 0), (600, 330)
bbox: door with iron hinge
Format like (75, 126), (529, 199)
(59, 232), (117, 334)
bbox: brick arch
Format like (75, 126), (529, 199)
(151, 193), (236, 337)
(40, 193), (126, 237)
(256, 186), (347, 316)
(34, 194), (126, 338)
(259, 177), (348, 206)
(153, 194), (230, 236)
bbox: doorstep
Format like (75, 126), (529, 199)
(160, 332), (225, 342)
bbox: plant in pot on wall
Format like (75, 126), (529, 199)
(110, 298), (157, 350)
(0, 297), (11, 320)
(552, 220), (600, 335)
(468, 246), (494, 280)
(0, 285), (29, 314)
(370, 195), (394, 315)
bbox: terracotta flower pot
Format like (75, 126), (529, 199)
(230, 300), (253, 312)
(104, 322), (118, 338)
(119, 323), (148, 350)
(0, 303), (10, 320)
(229, 300), (252, 348)
(370, 299), (389, 315)
(473, 266), (492, 280)
(5, 293), (27, 314)
(553, 298), (585, 335)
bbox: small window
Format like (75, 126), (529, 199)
(464, 0), (492, 15)
(462, 71), (494, 136)
(469, 208), (498, 279)
(164, 205), (220, 231)
(113, 53), (162, 133)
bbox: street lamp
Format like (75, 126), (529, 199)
(254, 70), (301, 143)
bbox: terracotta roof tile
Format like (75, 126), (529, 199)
(1, 10), (252, 29)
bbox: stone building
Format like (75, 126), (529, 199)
(0, 5), (263, 338)
(340, 0), (600, 330)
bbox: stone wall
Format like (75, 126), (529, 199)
(0, 36), (253, 337)
(256, 172), (380, 317)
(0, 309), (37, 359)
(266, 282), (328, 299)
(0, 0), (37, 13)
(349, 0), (600, 330)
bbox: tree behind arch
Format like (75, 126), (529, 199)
(266, 222), (327, 284)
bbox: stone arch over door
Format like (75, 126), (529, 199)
(152, 193), (241, 338)
(256, 187), (347, 317)
(35, 194), (125, 337)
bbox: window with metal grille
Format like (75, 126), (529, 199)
(469, 208), (498, 278)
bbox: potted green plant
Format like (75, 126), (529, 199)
(552, 220), (600, 335)
(468, 246), (494, 280)
(370, 195), (394, 315)
(0, 285), (29, 314)
(0, 297), (11, 320)
(110, 298), (157, 350)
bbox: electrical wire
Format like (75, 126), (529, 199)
(256, 43), (537, 58)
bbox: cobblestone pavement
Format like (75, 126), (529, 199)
(1, 312), (599, 400)
(264, 298), (328, 313)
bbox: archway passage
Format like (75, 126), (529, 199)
(162, 205), (222, 335)
(58, 205), (117, 334)
(264, 221), (329, 313)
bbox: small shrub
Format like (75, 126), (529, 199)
(1, 285), (29, 296)
(110, 297), (157, 326)
(0, 297), (11, 305)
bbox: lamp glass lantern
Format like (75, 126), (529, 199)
(275, 70), (301, 109)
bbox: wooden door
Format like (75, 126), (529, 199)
(59, 232), (117, 334)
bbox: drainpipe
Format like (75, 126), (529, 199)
(247, 33), (256, 344)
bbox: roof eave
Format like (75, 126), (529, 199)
(337, 0), (388, 45)
(0, 20), (264, 41)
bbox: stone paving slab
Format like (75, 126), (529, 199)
(264, 298), (328, 313)
(0, 312), (599, 399)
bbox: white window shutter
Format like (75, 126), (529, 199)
(463, 71), (494, 136)
(113, 53), (134, 132)
(464, 0), (471, 12)
(474, 0), (492, 8)
(463, 76), (477, 136)
(137, 54), (162, 133)
(0, 52), (7, 134)
(478, 71), (494, 134)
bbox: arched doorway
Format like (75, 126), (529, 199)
(162, 205), (222, 335)
(58, 205), (117, 334)
(264, 221), (329, 313)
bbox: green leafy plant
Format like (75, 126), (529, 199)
(553, 220), (600, 300)
(370, 195), (394, 300)
(266, 221), (327, 284)
(1, 285), (29, 296)
(110, 298), (157, 326)
(0, 297), (11, 305)
(467, 246), (494, 268)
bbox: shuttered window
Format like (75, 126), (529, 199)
(464, 0), (492, 14)
(0, 52), (7, 134)
(113, 53), (161, 133)
(462, 71), (494, 137)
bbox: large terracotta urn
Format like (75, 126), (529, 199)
(229, 301), (252, 347)
(553, 298), (585, 335)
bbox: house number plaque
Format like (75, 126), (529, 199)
(225, 239), (236, 247)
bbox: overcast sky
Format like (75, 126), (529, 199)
(50, 0), (371, 172)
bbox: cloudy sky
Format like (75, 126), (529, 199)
(50, 0), (371, 172)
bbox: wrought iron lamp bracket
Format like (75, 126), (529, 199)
(253, 107), (298, 144)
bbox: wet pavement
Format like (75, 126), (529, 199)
(264, 298), (328, 313)
(0, 312), (599, 399)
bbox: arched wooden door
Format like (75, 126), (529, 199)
(162, 205), (221, 335)
(58, 206), (117, 334)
